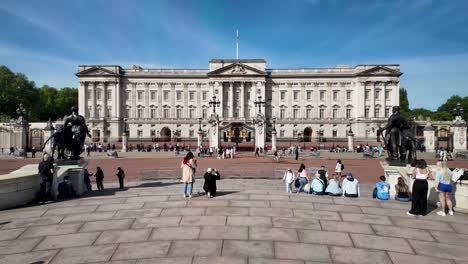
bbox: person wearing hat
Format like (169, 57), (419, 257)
(283, 168), (296, 193)
(203, 168), (221, 198)
(116, 167), (126, 190)
(94, 166), (105, 190)
(342, 172), (360, 198)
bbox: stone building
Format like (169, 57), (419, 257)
(76, 59), (402, 145)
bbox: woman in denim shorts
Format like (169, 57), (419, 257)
(435, 161), (454, 216)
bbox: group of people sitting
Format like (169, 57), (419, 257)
(372, 175), (410, 202)
(282, 164), (360, 197)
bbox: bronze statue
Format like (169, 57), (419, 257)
(378, 106), (417, 161)
(44, 106), (91, 160)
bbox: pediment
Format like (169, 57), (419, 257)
(207, 63), (266, 76)
(357, 66), (401, 76)
(76, 66), (119, 77)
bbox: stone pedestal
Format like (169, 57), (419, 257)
(347, 135), (354, 152)
(52, 159), (88, 200)
(271, 130), (277, 152)
(254, 114), (266, 150)
(43, 128), (55, 155)
(452, 117), (467, 151)
(209, 124), (220, 150)
(13, 122), (29, 154)
(423, 121), (435, 152)
(197, 129), (203, 148)
(121, 132), (128, 152)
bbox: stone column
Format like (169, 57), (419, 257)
(423, 122), (435, 152)
(347, 131), (354, 152)
(78, 81), (87, 118)
(91, 82), (97, 118)
(371, 82), (376, 118)
(209, 122), (220, 150)
(145, 83), (150, 118)
(43, 122), (55, 155)
(132, 83), (137, 118)
(452, 117), (467, 151)
(240, 82), (245, 119)
(271, 130), (277, 152)
(229, 82), (234, 118)
(197, 129), (203, 148)
(121, 132), (128, 152)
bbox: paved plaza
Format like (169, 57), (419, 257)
(1, 178), (468, 264)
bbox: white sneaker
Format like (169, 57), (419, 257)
(207, 192), (210, 198)
(183, 194), (187, 198)
(189, 194), (192, 198)
(448, 210), (454, 216)
(406, 211), (416, 216)
(437, 211), (446, 216)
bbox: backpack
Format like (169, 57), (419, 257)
(341, 164), (344, 170)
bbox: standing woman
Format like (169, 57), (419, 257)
(435, 161), (454, 216)
(407, 160), (433, 216)
(181, 151), (197, 198)
(296, 163), (308, 193)
(335, 159), (343, 177)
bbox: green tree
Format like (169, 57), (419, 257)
(399, 87), (410, 113)
(56, 87), (78, 119)
(437, 95), (468, 121)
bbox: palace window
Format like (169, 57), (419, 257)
(306, 91), (312, 100)
(96, 106), (101, 119)
(163, 108), (169, 119)
(126, 91), (131, 101)
(150, 130), (156, 137)
(346, 108), (352, 119)
(280, 91), (286, 100)
(137, 108), (143, 119)
(319, 108), (325, 119)
(137, 91), (143, 101)
(96, 90), (101, 100)
(125, 108), (130, 118)
(306, 108), (312, 119)
(293, 108), (298, 119)
(319, 91), (325, 101)
(107, 90), (112, 101)
(346, 91), (351, 100)
(332, 108), (338, 119)
(106, 107), (111, 118)
(202, 91), (207, 101)
(333, 91), (338, 101)
(189, 91), (195, 101)
(293, 91), (299, 100)
(202, 108), (207, 119)
(151, 108), (157, 119)
(246, 91), (251, 100)
(280, 130), (284, 137)
(385, 107), (390, 118)
(280, 108), (286, 119)
(189, 130), (194, 137)
(385, 90), (391, 101)
(365, 90), (370, 100)
(176, 108), (182, 119)
(332, 130), (337, 137)
(86, 107), (91, 118)
(87, 90), (92, 99)
(189, 108), (195, 119)
(163, 91), (169, 101)
(151, 91), (156, 101)
(176, 91), (182, 101)
(137, 130), (143, 138)
(375, 90), (380, 100)
(365, 107), (370, 118)
(375, 107), (380, 118)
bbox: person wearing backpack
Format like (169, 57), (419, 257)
(310, 173), (326, 195)
(116, 167), (125, 189)
(335, 159), (344, 177)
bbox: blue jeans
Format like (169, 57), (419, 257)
(297, 178), (308, 193)
(182, 182), (193, 195)
(395, 194), (410, 202)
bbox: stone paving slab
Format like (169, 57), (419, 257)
(1, 178), (468, 263)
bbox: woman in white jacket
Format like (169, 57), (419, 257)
(335, 159), (343, 177)
(283, 168), (296, 193)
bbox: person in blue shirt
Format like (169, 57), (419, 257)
(373, 175), (390, 200)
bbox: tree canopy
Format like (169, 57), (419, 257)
(399, 87), (465, 121)
(0, 65), (77, 122)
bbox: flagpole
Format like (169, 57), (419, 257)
(236, 30), (239, 60)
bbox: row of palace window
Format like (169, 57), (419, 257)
(88, 105), (391, 120)
(365, 89), (392, 101)
(278, 89), (391, 102)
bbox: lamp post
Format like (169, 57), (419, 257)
(208, 96), (221, 114)
(254, 96), (266, 114)
(347, 118), (354, 152)
(452, 103), (464, 119)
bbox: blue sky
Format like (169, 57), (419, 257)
(1, 0), (467, 110)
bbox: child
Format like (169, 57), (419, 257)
(283, 168), (296, 193)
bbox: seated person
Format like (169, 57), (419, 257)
(342, 172), (360, 198)
(57, 176), (76, 199)
(310, 173), (326, 195)
(317, 165), (328, 189)
(394, 177), (411, 202)
(373, 175), (390, 200)
(203, 168), (221, 198)
(325, 174), (342, 196)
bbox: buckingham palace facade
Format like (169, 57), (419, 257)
(76, 59), (402, 144)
